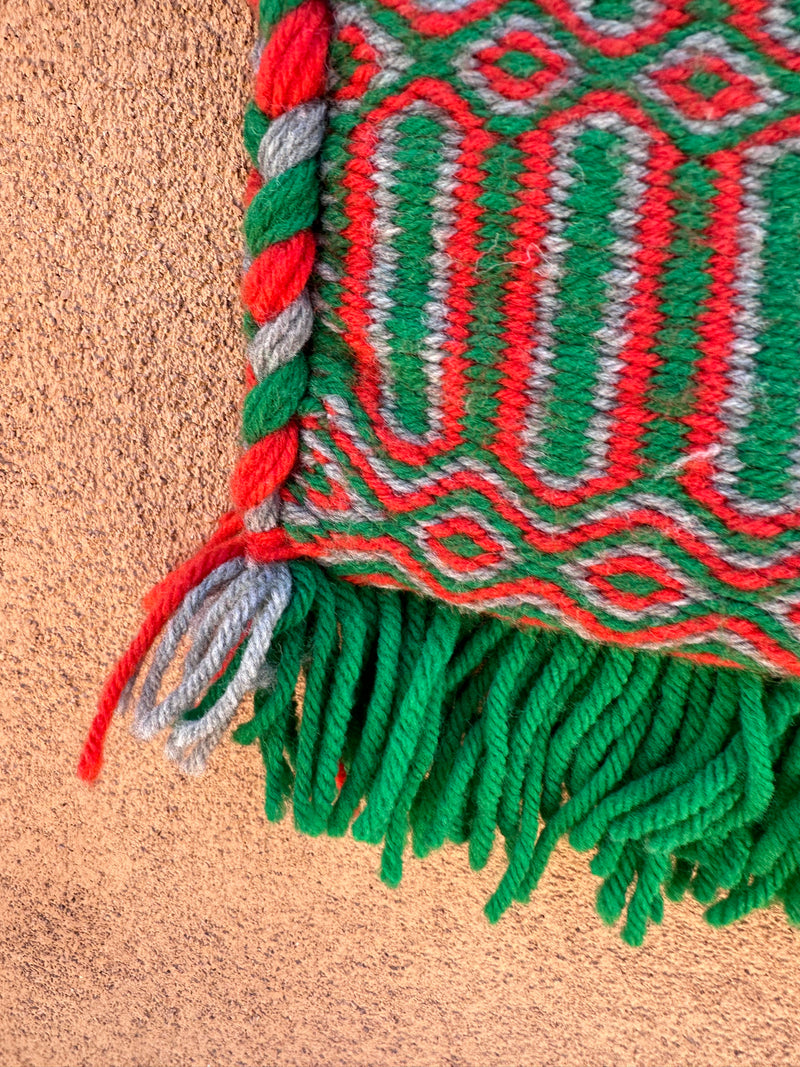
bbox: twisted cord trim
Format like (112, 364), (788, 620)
(233, 0), (331, 523)
(78, 0), (330, 781)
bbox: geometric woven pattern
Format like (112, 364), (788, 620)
(241, 0), (800, 675)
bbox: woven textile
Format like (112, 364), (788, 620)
(279, 0), (800, 676)
(81, 0), (800, 942)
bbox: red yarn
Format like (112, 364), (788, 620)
(230, 424), (299, 510)
(243, 168), (263, 209)
(141, 511), (243, 612)
(336, 761), (347, 790)
(78, 521), (246, 782)
(254, 0), (330, 118)
(240, 230), (315, 325)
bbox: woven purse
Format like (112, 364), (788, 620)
(81, 0), (800, 943)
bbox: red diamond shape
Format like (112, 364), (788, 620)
(585, 555), (686, 612)
(651, 54), (762, 121)
(425, 515), (504, 574)
(475, 30), (568, 102)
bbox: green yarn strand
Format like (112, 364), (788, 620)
(242, 357), (309, 444)
(243, 101), (269, 167)
(353, 603), (460, 845)
(237, 561), (800, 942)
(293, 567), (338, 835)
(311, 579), (371, 820)
(244, 160), (319, 256)
(468, 630), (532, 872)
(327, 589), (404, 836)
(257, 0), (307, 32)
(542, 646), (637, 816)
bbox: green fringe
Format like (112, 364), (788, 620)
(193, 560), (800, 945)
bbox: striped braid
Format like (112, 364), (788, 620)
(236, 0), (331, 517)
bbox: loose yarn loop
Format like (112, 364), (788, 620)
(77, 516), (292, 778)
(132, 561), (292, 774)
(226, 561), (800, 945)
(78, 511), (249, 781)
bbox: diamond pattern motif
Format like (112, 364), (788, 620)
(458, 15), (583, 114)
(636, 31), (787, 134)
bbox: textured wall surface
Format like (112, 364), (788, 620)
(3, 2), (800, 1065)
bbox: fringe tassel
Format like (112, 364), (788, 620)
(78, 511), (248, 781)
(82, 550), (800, 943)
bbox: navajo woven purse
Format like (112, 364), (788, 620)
(81, 0), (800, 944)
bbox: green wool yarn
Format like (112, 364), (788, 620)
(193, 561), (800, 946)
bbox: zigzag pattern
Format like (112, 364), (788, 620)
(242, 0), (800, 676)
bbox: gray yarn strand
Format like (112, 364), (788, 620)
(130, 558), (246, 723)
(133, 566), (274, 741)
(244, 495), (281, 533)
(247, 291), (314, 381)
(164, 564), (293, 773)
(116, 676), (137, 718)
(180, 565), (262, 680)
(257, 100), (327, 184)
(133, 564), (277, 740)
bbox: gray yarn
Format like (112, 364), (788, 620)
(118, 560), (243, 718)
(133, 564), (278, 741)
(134, 570), (273, 741)
(257, 101), (327, 184)
(250, 35), (265, 75)
(133, 558), (246, 726)
(164, 564), (293, 773)
(181, 565), (263, 679)
(247, 291), (314, 381)
(244, 495), (281, 533)
(116, 676), (137, 719)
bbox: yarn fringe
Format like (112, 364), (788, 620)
(80, 546), (800, 944)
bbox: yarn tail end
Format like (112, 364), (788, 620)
(77, 511), (258, 782)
